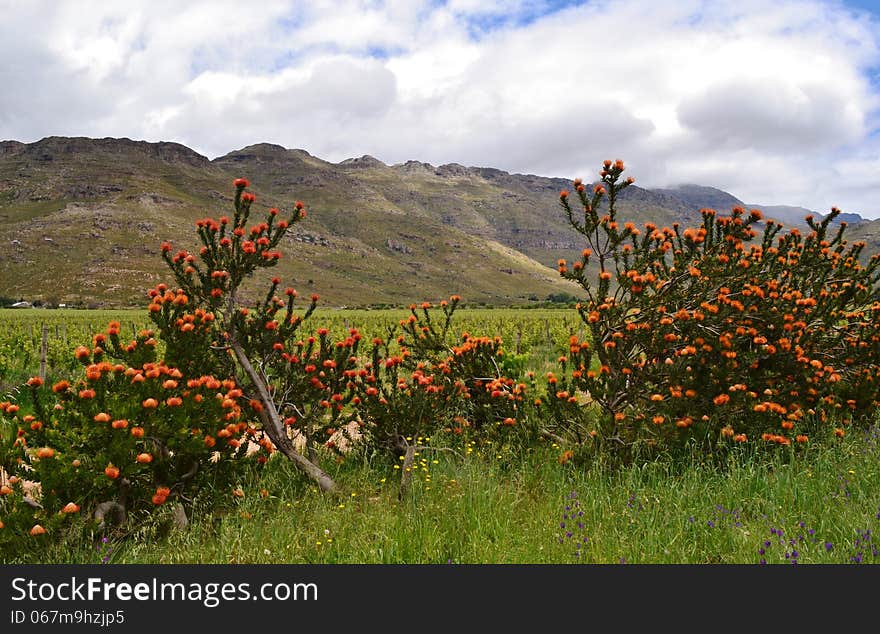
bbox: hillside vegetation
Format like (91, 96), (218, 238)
(4, 136), (874, 308)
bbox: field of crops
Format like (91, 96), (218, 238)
(0, 306), (585, 390)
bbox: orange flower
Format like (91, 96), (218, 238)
(104, 464), (120, 479)
(0, 485), (12, 496)
(112, 419), (128, 429)
(29, 524), (46, 536)
(131, 426), (144, 438)
(502, 417), (516, 426)
(136, 453), (153, 464)
(93, 412), (111, 423)
(558, 450), (575, 465)
(142, 398), (158, 409)
(52, 380), (70, 393)
(61, 502), (80, 514)
(834, 428), (845, 438)
(36, 447), (55, 459)
(232, 488), (245, 498)
(713, 394), (730, 406)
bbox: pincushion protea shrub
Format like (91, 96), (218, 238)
(0, 348), (268, 548)
(350, 297), (535, 458)
(154, 179), (340, 491)
(0, 178), (352, 548)
(546, 159), (880, 455)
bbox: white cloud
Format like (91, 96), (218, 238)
(2, 0), (880, 217)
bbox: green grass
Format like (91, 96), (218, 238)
(2, 307), (879, 565)
(8, 428), (879, 564)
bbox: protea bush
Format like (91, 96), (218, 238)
(0, 178), (338, 548)
(544, 160), (880, 456)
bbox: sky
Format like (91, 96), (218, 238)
(2, 0), (880, 217)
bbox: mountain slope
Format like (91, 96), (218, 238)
(0, 138), (582, 307)
(1, 137), (871, 309)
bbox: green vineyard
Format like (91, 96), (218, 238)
(0, 307), (585, 389)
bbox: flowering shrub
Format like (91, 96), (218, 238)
(152, 179), (339, 490)
(0, 178), (346, 547)
(0, 352), (267, 548)
(547, 159), (880, 453)
(350, 298), (533, 456)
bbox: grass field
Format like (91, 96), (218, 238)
(5, 426), (879, 564)
(2, 308), (879, 564)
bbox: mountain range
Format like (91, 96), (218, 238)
(1, 136), (877, 308)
